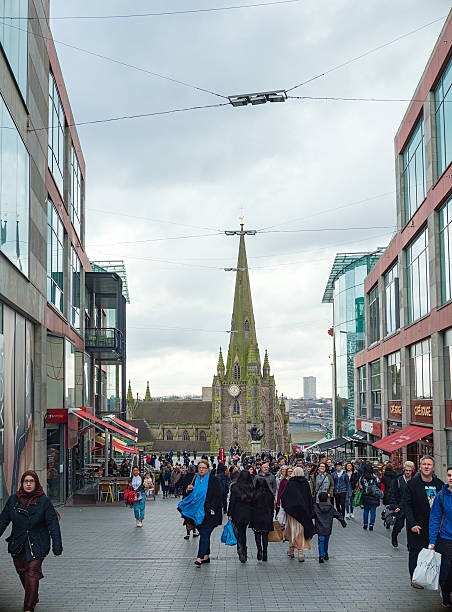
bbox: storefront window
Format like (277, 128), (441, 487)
(435, 57), (452, 179)
(410, 338), (432, 399)
(387, 351), (401, 401)
(440, 196), (452, 304)
(384, 263), (399, 335)
(370, 360), (381, 419)
(0, 1), (28, 98)
(403, 118), (426, 224)
(368, 285), (379, 345)
(407, 228), (429, 323)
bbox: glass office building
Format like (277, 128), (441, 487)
(323, 252), (382, 436)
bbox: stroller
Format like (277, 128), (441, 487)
(381, 504), (397, 529)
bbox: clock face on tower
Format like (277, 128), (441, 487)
(228, 384), (240, 398)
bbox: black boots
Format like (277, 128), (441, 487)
(238, 545), (247, 563)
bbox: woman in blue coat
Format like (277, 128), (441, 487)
(0, 471), (62, 612)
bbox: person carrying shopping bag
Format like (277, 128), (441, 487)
(129, 466), (146, 527)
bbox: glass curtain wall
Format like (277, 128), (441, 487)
(407, 228), (429, 323)
(47, 201), (64, 313)
(70, 247), (81, 331)
(0, 1), (28, 98)
(403, 119), (426, 224)
(0, 95), (30, 275)
(384, 263), (400, 335)
(71, 148), (82, 239)
(48, 73), (65, 196)
(435, 58), (452, 179)
(440, 196), (452, 304)
(410, 339), (432, 399)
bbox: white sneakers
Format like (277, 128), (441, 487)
(345, 513), (355, 519)
(136, 519), (143, 527)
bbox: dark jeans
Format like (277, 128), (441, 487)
(13, 548), (44, 611)
(363, 505), (376, 527)
(392, 512), (405, 539)
(334, 492), (346, 517)
(197, 527), (214, 559)
(234, 522), (248, 554)
(318, 535), (330, 558)
(437, 538), (452, 595)
(222, 490), (228, 513)
(254, 530), (269, 553)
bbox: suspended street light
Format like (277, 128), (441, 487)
(228, 90), (287, 107)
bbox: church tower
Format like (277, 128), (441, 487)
(211, 226), (290, 453)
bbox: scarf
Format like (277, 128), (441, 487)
(16, 470), (45, 507)
(177, 472), (210, 526)
(132, 475), (142, 491)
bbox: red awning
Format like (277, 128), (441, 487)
(106, 416), (138, 435)
(372, 425), (433, 452)
(92, 442), (137, 454)
(71, 408), (137, 442)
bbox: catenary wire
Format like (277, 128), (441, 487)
(86, 231), (223, 248)
(5, 1), (305, 20)
(88, 208), (221, 232)
(286, 15), (447, 92)
(258, 225), (396, 234)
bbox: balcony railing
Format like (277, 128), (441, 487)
(85, 328), (123, 360)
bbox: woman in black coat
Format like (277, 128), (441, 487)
(0, 471), (62, 612)
(280, 467), (315, 562)
(227, 470), (254, 562)
(381, 463), (398, 506)
(359, 465), (382, 530)
(250, 477), (275, 561)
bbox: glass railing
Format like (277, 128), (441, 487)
(85, 328), (122, 351)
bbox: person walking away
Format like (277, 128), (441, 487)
(216, 463), (231, 514)
(227, 471), (254, 562)
(310, 462), (334, 502)
(429, 466), (452, 607)
(332, 462), (349, 517)
(344, 462), (358, 519)
(250, 477), (275, 562)
(381, 463), (397, 506)
(403, 455), (443, 588)
(359, 465), (382, 531)
(130, 467), (146, 527)
(281, 467), (315, 562)
(0, 471), (62, 612)
(177, 460), (222, 567)
(254, 461), (277, 497)
(389, 461), (414, 548)
(313, 491), (347, 562)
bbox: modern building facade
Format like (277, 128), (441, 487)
(322, 252), (383, 437)
(303, 376), (316, 400)
(355, 13), (452, 473)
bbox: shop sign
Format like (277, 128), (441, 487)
(46, 409), (68, 424)
(445, 401), (452, 428)
(387, 421), (402, 435)
(411, 400), (433, 425)
(219, 447), (225, 463)
(388, 401), (402, 421)
(356, 419), (382, 438)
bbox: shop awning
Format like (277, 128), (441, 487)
(350, 430), (368, 443)
(70, 408), (137, 442)
(372, 425), (433, 452)
(315, 436), (352, 452)
(102, 414), (138, 435)
(93, 440), (137, 454)
(305, 436), (331, 451)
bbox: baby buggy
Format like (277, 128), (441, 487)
(381, 505), (397, 529)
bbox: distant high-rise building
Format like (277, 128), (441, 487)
(303, 377), (317, 400)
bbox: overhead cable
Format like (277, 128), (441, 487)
(88, 208), (221, 232)
(86, 231), (223, 248)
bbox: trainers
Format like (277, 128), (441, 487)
(319, 557), (324, 563)
(369, 526), (374, 531)
(411, 582), (424, 589)
(324, 555), (329, 561)
(363, 525), (368, 530)
(350, 513), (354, 519)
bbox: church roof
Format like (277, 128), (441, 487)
(127, 419), (154, 443)
(133, 401), (211, 425)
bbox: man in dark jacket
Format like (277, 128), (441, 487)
(402, 455), (443, 588)
(389, 460), (414, 548)
(216, 463), (231, 513)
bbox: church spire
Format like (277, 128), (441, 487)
(144, 381), (152, 402)
(217, 347), (225, 377)
(226, 229), (259, 380)
(126, 380), (134, 407)
(263, 349), (270, 378)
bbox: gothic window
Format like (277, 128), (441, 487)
(183, 430), (190, 441)
(199, 430), (207, 442)
(166, 430), (173, 440)
(244, 319), (250, 331)
(233, 363), (241, 379)
(233, 400), (240, 415)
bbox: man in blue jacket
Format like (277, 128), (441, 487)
(429, 467), (452, 606)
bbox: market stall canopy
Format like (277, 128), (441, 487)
(372, 425), (433, 453)
(315, 436), (352, 452)
(305, 436), (331, 451)
(350, 430), (369, 443)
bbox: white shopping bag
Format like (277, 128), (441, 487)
(412, 548), (442, 590)
(276, 507), (286, 527)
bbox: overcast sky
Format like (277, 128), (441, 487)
(51, 0), (449, 398)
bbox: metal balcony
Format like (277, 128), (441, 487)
(85, 328), (123, 362)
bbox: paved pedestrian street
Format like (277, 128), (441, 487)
(0, 497), (444, 612)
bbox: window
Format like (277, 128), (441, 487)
(0, 1), (28, 97)
(233, 363), (241, 380)
(70, 247), (81, 331)
(387, 351), (401, 401)
(407, 228), (429, 323)
(48, 73), (65, 196)
(370, 360), (381, 419)
(368, 285), (379, 345)
(402, 119), (426, 223)
(0, 95), (30, 275)
(70, 148), (82, 239)
(183, 430), (190, 441)
(244, 319), (250, 331)
(233, 399), (240, 415)
(384, 263), (400, 335)
(47, 201), (64, 313)
(444, 329), (452, 400)
(199, 430), (207, 442)
(410, 339), (432, 399)
(358, 366), (367, 418)
(166, 430), (173, 440)
(440, 196), (452, 304)
(435, 58), (452, 179)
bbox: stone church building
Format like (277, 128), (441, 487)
(127, 229), (291, 453)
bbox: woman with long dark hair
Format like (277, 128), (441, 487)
(250, 477), (275, 561)
(0, 471), (62, 612)
(281, 467), (315, 562)
(227, 470), (254, 562)
(359, 465), (382, 531)
(344, 461), (358, 519)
